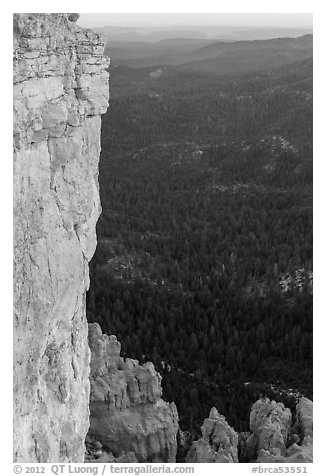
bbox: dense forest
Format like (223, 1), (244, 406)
(87, 37), (313, 437)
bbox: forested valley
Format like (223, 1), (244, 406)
(86, 35), (313, 439)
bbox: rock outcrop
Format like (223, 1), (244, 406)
(88, 323), (179, 462)
(187, 397), (313, 463)
(249, 398), (292, 457)
(13, 13), (109, 462)
(296, 397), (313, 439)
(247, 397), (313, 463)
(186, 407), (238, 463)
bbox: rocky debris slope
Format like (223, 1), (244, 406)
(186, 407), (239, 463)
(13, 13), (109, 462)
(85, 435), (137, 463)
(87, 323), (179, 462)
(187, 397), (313, 463)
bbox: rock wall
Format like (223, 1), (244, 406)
(88, 323), (179, 462)
(13, 13), (109, 462)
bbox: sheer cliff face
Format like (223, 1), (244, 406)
(13, 14), (109, 462)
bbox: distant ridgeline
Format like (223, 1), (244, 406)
(87, 33), (313, 436)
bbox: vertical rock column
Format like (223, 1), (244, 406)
(185, 407), (239, 463)
(13, 14), (109, 462)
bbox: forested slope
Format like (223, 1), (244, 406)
(87, 39), (313, 436)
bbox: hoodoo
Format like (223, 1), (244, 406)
(87, 323), (179, 462)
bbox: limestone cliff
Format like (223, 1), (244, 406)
(87, 323), (179, 462)
(13, 13), (109, 462)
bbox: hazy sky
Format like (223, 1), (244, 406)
(78, 13), (312, 29)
